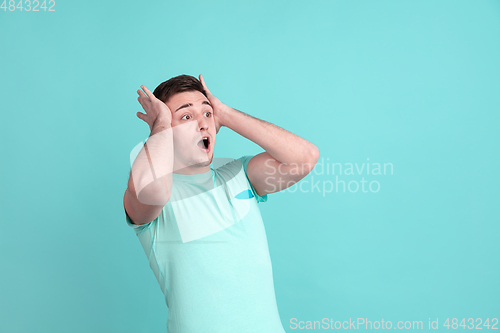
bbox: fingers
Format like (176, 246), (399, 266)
(137, 95), (147, 109)
(136, 112), (147, 121)
(141, 85), (155, 99)
(199, 74), (211, 95)
(137, 88), (150, 110)
(137, 89), (147, 98)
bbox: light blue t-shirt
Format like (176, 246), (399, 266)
(126, 156), (285, 333)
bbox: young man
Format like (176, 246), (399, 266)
(123, 74), (319, 333)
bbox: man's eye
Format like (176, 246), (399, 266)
(181, 114), (191, 120)
(204, 112), (212, 117)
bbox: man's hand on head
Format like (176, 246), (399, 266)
(199, 74), (229, 134)
(136, 85), (172, 134)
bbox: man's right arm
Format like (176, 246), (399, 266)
(123, 85), (174, 225)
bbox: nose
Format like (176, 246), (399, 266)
(195, 114), (209, 132)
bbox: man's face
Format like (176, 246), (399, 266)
(166, 90), (216, 174)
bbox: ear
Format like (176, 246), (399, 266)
(214, 115), (221, 134)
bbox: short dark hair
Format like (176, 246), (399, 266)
(153, 74), (207, 104)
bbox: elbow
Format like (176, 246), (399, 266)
(300, 144), (319, 175)
(310, 144), (320, 165)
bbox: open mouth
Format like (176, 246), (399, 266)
(197, 136), (210, 150)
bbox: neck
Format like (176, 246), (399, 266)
(173, 163), (211, 175)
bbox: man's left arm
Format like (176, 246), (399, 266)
(199, 75), (319, 196)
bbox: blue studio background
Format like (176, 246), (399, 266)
(1, 0), (499, 332)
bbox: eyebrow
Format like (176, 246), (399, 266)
(175, 100), (212, 113)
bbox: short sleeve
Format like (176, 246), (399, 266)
(237, 155), (268, 203)
(125, 207), (159, 234)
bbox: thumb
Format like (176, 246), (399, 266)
(136, 112), (147, 121)
(199, 74), (212, 95)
